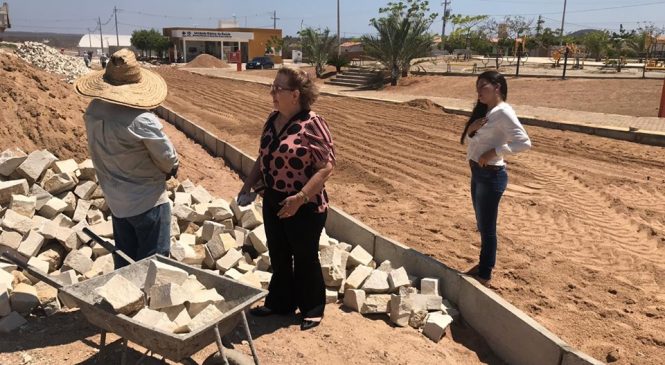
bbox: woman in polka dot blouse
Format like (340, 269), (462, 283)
(238, 67), (335, 331)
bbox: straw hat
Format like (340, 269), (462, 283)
(75, 49), (167, 109)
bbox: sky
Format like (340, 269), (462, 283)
(6, 0), (665, 37)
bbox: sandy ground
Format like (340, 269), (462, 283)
(0, 53), (499, 365)
(152, 67), (665, 365)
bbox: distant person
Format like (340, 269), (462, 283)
(100, 53), (108, 68)
(460, 70), (531, 286)
(75, 49), (179, 268)
(238, 67), (335, 331)
(83, 53), (90, 68)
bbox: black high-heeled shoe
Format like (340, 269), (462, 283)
(249, 306), (276, 317)
(300, 319), (321, 331)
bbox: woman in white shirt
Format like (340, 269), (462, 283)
(460, 71), (531, 285)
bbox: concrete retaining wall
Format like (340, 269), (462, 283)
(154, 105), (602, 365)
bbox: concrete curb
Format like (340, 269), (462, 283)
(155, 105), (603, 365)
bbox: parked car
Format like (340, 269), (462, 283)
(246, 56), (274, 69)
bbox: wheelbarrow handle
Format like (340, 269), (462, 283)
(82, 227), (136, 265)
(0, 250), (64, 289)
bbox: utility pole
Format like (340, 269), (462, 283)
(337, 0), (341, 55)
(114, 6), (119, 49)
(441, 0), (451, 50)
(271, 10), (279, 29)
(559, 0), (567, 46)
(98, 17), (104, 55)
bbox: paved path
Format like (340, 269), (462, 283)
(182, 67), (665, 135)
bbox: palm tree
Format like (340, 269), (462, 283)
(362, 2), (435, 86)
(299, 27), (337, 78)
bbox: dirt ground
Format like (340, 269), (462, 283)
(227, 65), (664, 117)
(0, 53), (500, 364)
(153, 67), (665, 365)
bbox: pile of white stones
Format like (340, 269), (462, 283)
(15, 42), (89, 83)
(94, 259), (227, 334)
(0, 147), (457, 343)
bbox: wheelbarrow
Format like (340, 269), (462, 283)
(1, 227), (268, 365)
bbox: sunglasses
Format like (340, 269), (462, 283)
(270, 83), (295, 93)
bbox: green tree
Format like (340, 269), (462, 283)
(362, 0), (437, 85)
(582, 30), (609, 61)
(447, 14), (489, 56)
(265, 35), (285, 60)
(130, 30), (150, 56)
(299, 27), (337, 78)
(131, 29), (170, 58)
(327, 53), (350, 73)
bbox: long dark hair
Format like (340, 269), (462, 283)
(460, 71), (508, 144)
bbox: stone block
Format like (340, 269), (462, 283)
(50, 270), (78, 286)
(0, 179), (30, 206)
(234, 227), (249, 247)
(52, 213), (75, 228)
(180, 303), (223, 333)
(0, 270), (13, 290)
(207, 199), (233, 221)
(186, 288), (225, 318)
(343, 289), (366, 312)
(224, 268), (243, 280)
(10, 194), (36, 218)
(86, 207), (105, 225)
(442, 299), (460, 320)
(29, 184), (52, 211)
(72, 199), (92, 223)
(238, 271), (262, 289)
(77, 159), (96, 181)
(62, 250), (94, 274)
(229, 198), (253, 221)
(10, 283), (40, 314)
(149, 283), (188, 310)
(389, 294), (411, 327)
(41, 170), (77, 195)
(89, 220), (113, 238)
(201, 221), (226, 242)
(34, 281), (61, 316)
(0, 311), (28, 333)
(345, 265), (373, 290)
(377, 260), (393, 273)
(0, 230), (23, 250)
(423, 313), (453, 342)
(58, 191), (77, 217)
(37, 243), (66, 272)
(74, 180), (97, 200)
(144, 260), (189, 294)
(132, 307), (174, 332)
(326, 288), (338, 303)
(39, 197), (69, 219)
(210, 232), (238, 253)
(173, 204), (207, 223)
(348, 245), (373, 268)
(52, 159), (78, 175)
(16, 150), (57, 184)
(161, 305), (191, 329)
(84, 254), (114, 279)
(360, 294), (392, 314)
(236, 261), (255, 274)
(190, 185), (213, 204)
(361, 270), (390, 294)
(240, 205), (263, 230)
(215, 248), (242, 273)
(2, 209), (33, 235)
(179, 233), (196, 246)
(95, 274), (144, 315)
(248, 225), (268, 254)
(388, 267), (410, 292)
(0, 262), (17, 273)
(421, 278), (439, 296)
(18, 230), (45, 258)
(174, 192), (192, 206)
(254, 270), (272, 290)
(256, 252), (271, 272)
(409, 309), (428, 329)
(320, 246), (347, 287)
(177, 179), (196, 193)
(0, 283), (11, 316)
(0, 147), (27, 177)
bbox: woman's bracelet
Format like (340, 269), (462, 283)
(298, 191), (309, 203)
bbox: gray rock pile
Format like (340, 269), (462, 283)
(15, 42), (89, 83)
(0, 147), (457, 342)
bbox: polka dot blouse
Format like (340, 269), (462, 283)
(258, 110), (336, 213)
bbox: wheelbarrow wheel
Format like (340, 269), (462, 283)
(202, 349), (254, 365)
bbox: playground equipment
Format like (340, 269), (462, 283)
(550, 44), (586, 69)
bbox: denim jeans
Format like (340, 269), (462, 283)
(111, 202), (171, 268)
(470, 164), (508, 280)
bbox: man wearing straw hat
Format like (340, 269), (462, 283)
(75, 48), (179, 268)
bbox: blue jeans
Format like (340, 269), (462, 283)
(470, 164), (508, 280)
(111, 203), (171, 268)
